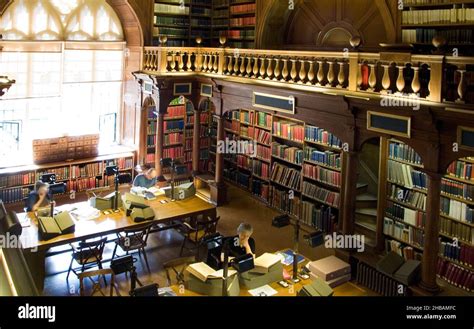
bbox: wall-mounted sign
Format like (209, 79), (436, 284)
(143, 81), (153, 95)
(367, 111), (411, 138)
(174, 83), (192, 96)
(200, 84), (213, 97)
(252, 92), (295, 114)
(457, 126), (474, 151)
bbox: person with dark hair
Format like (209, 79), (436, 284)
(228, 223), (256, 258)
(26, 181), (51, 212)
(133, 164), (158, 189)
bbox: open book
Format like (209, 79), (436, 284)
(186, 262), (237, 282)
(252, 253), (282, 274)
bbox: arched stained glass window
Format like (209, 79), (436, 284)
(0, 0), (123, 41)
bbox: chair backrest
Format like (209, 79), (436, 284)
(78, 269), (119, 296)
(122, 223), (153, 246)
(163, 256), (196, 286)
(197, 216), (220, 237)
(77, 237), (107, 264)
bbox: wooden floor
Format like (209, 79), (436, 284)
(43, 185), (374, 296)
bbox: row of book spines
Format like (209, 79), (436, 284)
(440, 216), (473, 244)
(402, 29), (473, 44)
(221, 30), (255, 39)
(305, 126), (342, 148)
(439, 242), (474, 268)
(447, 160), (474, 181)
(402, 8), (474, 24)
(0, 187), (30, 204)
(386, 239), (422, 261)
(154, 4), (190, 15)
(165, 106), (185, 118)
(389, 142), (422, 165)
(273, 122), (304, 142)
(269, 186), (300, 217)
(0, 173), (37, 188)
(301, 201), (337, 233)
(240, 126), (254, 138)
(436, 259), (473, 292)
(440, 196), (474, 223)
(271, 163), (301, 191)
(252, 160), (270, 179)
(304, 149), (342, 169)
(185, 113), (209, 123)
(256, 145), (271, 160)
(356, 262), (408, 296)
(230, 16), (256, 26)
(383, 217), (425, 247)
(271, 143), (304, 164)
(163, 147), (184, 159)
(251, 180), (269, 201)
(165, 133), (183, 145)
(256, 112), (272, 128)
(164, 121), (185, 131)
(236, 154), (251, 169)
(239, 112), (254, 125)
(254, 128), (272, 144)
(224, 120), (240, 132)
(441, 178), (474, 201)
(388, 183), (427, 210)
(229, 3), (255, 14)
(385, 201), (426, 229)
(302, 181), (340, 208)
(303, 163), (341, 187)
(387, 160), (427, 189)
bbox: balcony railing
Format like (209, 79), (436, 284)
(142, 46), (474, 106)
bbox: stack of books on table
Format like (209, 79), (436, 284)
(306, 255), (351, 288)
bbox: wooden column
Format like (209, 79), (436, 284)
(342, 151), (358, 235)
(155, 112), (165, 180)
(215, 115), (224, 185)
(192, 108), (201, 175)
(376, 137), (388, 251)
(419, 171), (442, 292)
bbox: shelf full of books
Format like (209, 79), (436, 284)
(0, 152), (135, 205)
(218, 109), (344, 233)
(401, 0), (474, 55)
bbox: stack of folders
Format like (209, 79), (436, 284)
(306, 255), (351, 288)
(185, 262), (239, 296)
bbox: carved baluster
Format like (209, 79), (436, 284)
(169, 53), (176, 72)
(233, 56), (240, 75)
(298, 59), (307, 84)
(316, 60), (325, 86)
(281, 58), (288, 82)
(252, 57), (259, 78)
(381, 64), (391, 93)
(266, 58), (273, 80)
(327, 61), (335, 87)
(259, 57), (266, 79)
(240, 56), (246, 77)
(186, 52), (192, 71)
(213, 54), (218, 72)
(273, 58), (281, 81)
(457, 69), (466, 103)
(396, 65), (405, 94)
(368, 64), (377, 91)
(226, 55), (233, 75)
(208, 54), (213, 72)
(195, 52), (202, 72)
(143, 51), (149, 70)
(428, 67), (432, 96)
(357, 63), (363, 90)
(202, 54), (208, 72)
(337, 61), (346, 88)
(289, 59), (297, 83)
(246, 56), (252, 77)
(411, 67), (421, 95)
(178, 53), (185, 72)
(152, 51), (157, 71)
(307, 60), (315, 85)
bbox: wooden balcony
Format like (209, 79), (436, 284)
(141, 46), (474, 108)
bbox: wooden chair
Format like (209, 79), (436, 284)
(179, 216), (220, 258)
(163, 256), (196, 286)
(111, 223), (153, 272)
(79, 269), (120, 296)
(67, 237), (108, 283)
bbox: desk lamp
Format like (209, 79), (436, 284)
(160, 157), (176, 200)
(272, 214), (324, 282)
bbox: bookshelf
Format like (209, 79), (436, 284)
(438, 156), (474, 292)
(219, 109), (344, 234)
(401, 0), (474, 55)
(212, 0), (256, 48)
(0, 152), (135, 207)
(153, 0), (212, 47)
(146, 104), (158, 166)
(188, 98), (213, 173)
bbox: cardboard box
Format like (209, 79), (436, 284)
(186, 273), (240, 296)
(309, 272), (351, 288)
(239, 262), (284, 289)
(308, 256), (351, 281)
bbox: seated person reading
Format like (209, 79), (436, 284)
(133, 165), (158, 189)
(26, 181), (51, 212)
(228, 223), (256, 258)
